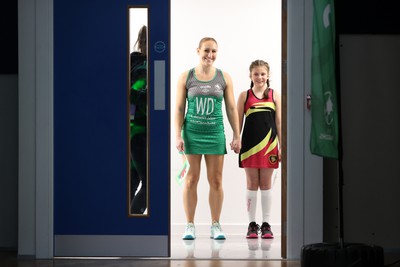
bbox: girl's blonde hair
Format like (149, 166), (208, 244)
(249, 59), (271, 98)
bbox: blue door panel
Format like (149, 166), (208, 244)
(54, 0), (169, 239)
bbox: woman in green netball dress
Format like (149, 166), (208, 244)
(174, 37), (241, 240)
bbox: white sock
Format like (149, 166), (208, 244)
(246, 190), (258, 223)
(261, 189), (273, 223)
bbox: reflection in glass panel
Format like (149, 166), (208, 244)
(129, 7), (148, 216)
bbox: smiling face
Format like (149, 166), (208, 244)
(250, 66), (270, 88)
(197, 39), (218, 67)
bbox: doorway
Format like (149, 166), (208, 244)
(20, 0), (328, 259)
(169, 0), (285, 259)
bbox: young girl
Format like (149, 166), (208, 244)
(236, 60), (281, 239)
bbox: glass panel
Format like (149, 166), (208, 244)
(128, 7), (148, 216)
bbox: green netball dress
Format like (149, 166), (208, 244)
(182, 68), (227, 154)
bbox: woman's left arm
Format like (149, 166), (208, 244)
(223, 71), (241, 153)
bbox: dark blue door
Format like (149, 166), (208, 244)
(53, 0), (170, 257)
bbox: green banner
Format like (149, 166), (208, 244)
(310, 0), (339, 159)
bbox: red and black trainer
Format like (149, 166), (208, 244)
(260, 222), (274, 239)
(246, 222), (260, 239)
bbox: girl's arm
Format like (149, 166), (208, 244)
(274, 90), (282, 161)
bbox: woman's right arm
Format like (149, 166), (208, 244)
(174, 71), (188, 152)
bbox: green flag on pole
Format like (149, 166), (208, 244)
(310, 0), (339, 159)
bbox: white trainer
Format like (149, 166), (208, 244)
(210, 221), (226, 240)
(182, 223), (196, 240)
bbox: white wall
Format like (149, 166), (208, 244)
(129, 8), (147, 53)
(170, 0), (282, 232)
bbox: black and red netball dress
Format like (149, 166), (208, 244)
(239, 88), (279, 169)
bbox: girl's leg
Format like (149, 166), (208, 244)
(204, 154), (224, 222)
(245, 168), (261, 222)
(259, 168), (275, 238)
(259, 168), (274, 190)
(183, 154), (202, 223)
(259, 168), (275, 222)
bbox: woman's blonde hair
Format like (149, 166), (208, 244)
(198, 37), (218, 48)
(134, 25), (147, 55)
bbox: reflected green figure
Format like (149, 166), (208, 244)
(130, 25), (147, 214)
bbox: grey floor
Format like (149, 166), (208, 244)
(2, 227), (399, 267)
(2, 246), (400, 267)
(170, 232), (281, 260)
(0, 252), (301, 267)
(0, 230), (291, 267)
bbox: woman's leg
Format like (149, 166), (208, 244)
(130, 133), (147, 214)
(183, 154), (202, 223)
(204, 154), (224, 222)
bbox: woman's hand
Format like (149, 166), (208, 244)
(230, 138), (241, 154)
(176, 136), (185, 152)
